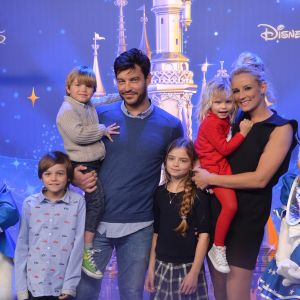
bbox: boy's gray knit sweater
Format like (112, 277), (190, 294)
(56, 96), (106, 162)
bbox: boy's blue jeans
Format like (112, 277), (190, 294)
(75, 225), (153, 300)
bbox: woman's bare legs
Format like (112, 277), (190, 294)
(208, 259), (227, 300)
(227, 265), (253, 300)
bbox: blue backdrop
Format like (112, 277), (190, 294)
(0, 0), (299, 223)
(1, 2), (299, 299)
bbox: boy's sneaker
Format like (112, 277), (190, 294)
(208, 244), (230, 274)
(82, 248), (103, 279)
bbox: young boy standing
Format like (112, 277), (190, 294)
(56, 66), (119, 278)
(15, 151), (86, 299)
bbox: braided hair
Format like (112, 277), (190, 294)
(164, 138), (198, 236)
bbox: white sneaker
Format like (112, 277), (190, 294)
(208, 244), (230, 274)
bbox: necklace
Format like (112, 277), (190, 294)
(168, 191), (177, 204)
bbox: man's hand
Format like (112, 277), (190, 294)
(73, 165), (97, 193)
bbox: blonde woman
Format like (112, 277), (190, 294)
(193, 64), (298, 300)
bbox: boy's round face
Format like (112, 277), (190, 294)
(67, 79), (94, 104)
(42, 164), (68, 200)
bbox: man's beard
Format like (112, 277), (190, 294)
(120, 85), (148, 108)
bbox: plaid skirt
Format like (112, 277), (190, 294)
(150, 259), (208, 300)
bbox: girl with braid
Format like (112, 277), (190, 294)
(145, 138), (210, 300)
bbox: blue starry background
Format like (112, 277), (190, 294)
(0, 1), (299, 298)
(0, 0), (299, 273)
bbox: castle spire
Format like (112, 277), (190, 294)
(92, 32), (106, 97)
(149, 0), (197, 138)
(198, 58), (210, 104)
(181, 0), (192, 31)
(115, 0), (127, 56)
(215, 60), (229, 78)
(138, 5), (152, 59)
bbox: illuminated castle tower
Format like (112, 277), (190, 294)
(149, 0), (197, 137)
(92, 32), (106, 97)
(115, 0), (127, 56)
(138, 5), (152, 59)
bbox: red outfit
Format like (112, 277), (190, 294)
(194, 112), (245, 246)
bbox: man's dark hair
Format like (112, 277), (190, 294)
(114, 48), (150, 79)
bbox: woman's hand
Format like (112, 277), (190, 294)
(144, 269), (156, 293)
(73, 165), (97, 193)
(192, 167), (212, 190)
(58, 294), (69, 299)
(180, 270), (198, 295)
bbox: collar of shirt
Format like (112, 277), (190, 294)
(38, 188), (71, 204)
(121, 100), (154, 119)
(65, 95), (91, 108)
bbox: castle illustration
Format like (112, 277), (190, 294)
(90, 2), (277, 298)
(92, 0), (196, 137)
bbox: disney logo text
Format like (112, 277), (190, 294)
(258, 24), (300, 41)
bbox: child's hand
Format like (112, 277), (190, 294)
(239, 119), (253, 137)
(144, 269), (156, 293)
(58, 294), (69, 299)
(105, 123), (120, 142)
(180, 271), (198, 295)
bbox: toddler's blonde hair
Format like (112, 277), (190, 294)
(65, 65), (97, 96)
(197, 76), (236, 124)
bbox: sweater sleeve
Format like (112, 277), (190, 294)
(202, 119), (245, 157)
(172, 120), (184, 141)
(57, 106), (106, 145)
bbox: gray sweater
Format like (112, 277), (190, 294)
(56, 96), (106, 162)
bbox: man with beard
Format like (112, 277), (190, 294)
(74, 48), (183, 300)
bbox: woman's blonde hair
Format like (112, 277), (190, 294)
(196, 76), (237, 124)
(65, 65), (97, 95)
(231, 52), (275, 105)
(164, 138), (198, 236)
(232, 51), (265, 72)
